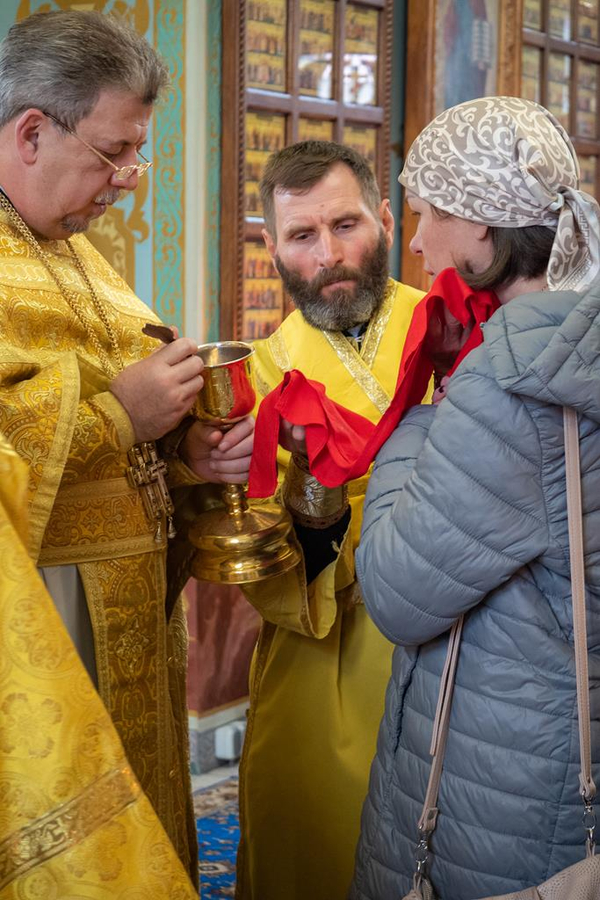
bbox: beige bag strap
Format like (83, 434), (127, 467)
(416, 614), (464, 834)
(409, 407), (596, 887)
(564, 407), (597, 820)
(411, 614), (464, 887)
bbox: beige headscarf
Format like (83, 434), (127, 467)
(400, 96), (600, 293)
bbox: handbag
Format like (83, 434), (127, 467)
(402, 408), (600, 900)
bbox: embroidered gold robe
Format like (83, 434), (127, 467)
(0, 433), (197, 897)
(236, 279), (425, 900)
(0, 213), (203, 882)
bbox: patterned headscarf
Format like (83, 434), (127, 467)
(400, 96), (600, 292)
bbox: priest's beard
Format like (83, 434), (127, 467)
(275, 230), (389, 332)
(61, 188), (122, 234)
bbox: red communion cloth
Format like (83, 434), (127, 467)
(247, 268), (500, 497)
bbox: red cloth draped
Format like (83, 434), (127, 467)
(247, 268), (500, 497)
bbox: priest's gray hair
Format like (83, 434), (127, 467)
(0, 10), (169, 129)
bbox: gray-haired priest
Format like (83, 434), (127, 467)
(0, 8), (253, 892)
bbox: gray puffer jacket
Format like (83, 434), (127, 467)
(350, 283), (600, 899)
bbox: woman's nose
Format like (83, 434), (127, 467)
(409, 229), (422, 256)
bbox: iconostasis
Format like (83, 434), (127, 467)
(521, 0), (600, 198)
(402, 0), (600, 292)
(219, 0), (394, 342)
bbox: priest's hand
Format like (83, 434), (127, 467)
(110, 338), (204, 442)
(424, 304), (473, 376)
(180, 416), (254, 483)
(279, 419), (307, 457)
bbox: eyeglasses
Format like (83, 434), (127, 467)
(44, 112), (152, 182)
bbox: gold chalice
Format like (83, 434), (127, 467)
(188, 340), (301, 584)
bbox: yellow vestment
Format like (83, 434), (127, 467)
(0, 432), (196, 898)
(236, 279), (425, 900)
(0, 212), (203, 882)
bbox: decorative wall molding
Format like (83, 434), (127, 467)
(498, 0), (524, 96)
(154, 0), (185, 332)
(204, 0), (222, 342)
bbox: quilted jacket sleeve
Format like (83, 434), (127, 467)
(356, 351), (550, 646)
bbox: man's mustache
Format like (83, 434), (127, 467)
(93, 189), (121, 205)
(309, 266), (361, 291)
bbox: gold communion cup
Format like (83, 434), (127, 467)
(188, 340), (301, 584)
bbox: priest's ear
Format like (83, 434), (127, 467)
(262, 227), (277, 262)
(13, 109), (47, 164)
(379, 198), (395, 250)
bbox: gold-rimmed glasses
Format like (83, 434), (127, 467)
(44, 112), (152, 182)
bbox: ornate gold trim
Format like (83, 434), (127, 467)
(38, 533), (160, 566)
(268, 328), (292, 372)
(254, 367), (274, 400)
(282, 454), (348, 528)
(361, 280), (396, 368)
(321, 281), (395, 415)
(49, 476), (139, 503)
(38, 473), (164, 565)
(93, 391), (136, 451)
(78, 554), (174, 841)
(29, 355), (80, 563)
(0, 766), (139, 891)
(323, 330), (390, 415)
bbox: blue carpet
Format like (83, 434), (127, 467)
(195, 777), (239, 898)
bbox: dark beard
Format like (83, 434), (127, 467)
(275, 230), (389, 332)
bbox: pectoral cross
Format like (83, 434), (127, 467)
(126, 441), (176, 542)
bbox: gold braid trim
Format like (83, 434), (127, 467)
(282, 454), (348, 529)
(361, 279), (396, 368)
(322, 329), (391, 415)
(322, 280), (396, 415)
(255, 366), (274, 401)
(0, 766), (139, 891)
(268, 328), (292, 372)
(38, 476), (163, 565)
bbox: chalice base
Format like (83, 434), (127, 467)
(188, 502), (302, 584)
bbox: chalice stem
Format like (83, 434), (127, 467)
(222, 482), (248, 529)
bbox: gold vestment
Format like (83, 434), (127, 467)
(0, 432), (197, 897)
(236, 279), (426, 900)
(0, 212), (204, 882)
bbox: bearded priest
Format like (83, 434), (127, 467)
(237, 141), (425, 900)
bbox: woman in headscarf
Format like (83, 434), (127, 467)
(349, 96), (600, 899)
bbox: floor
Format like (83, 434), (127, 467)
(192, 761), (239, 792)
(194, 764), (240, 898)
